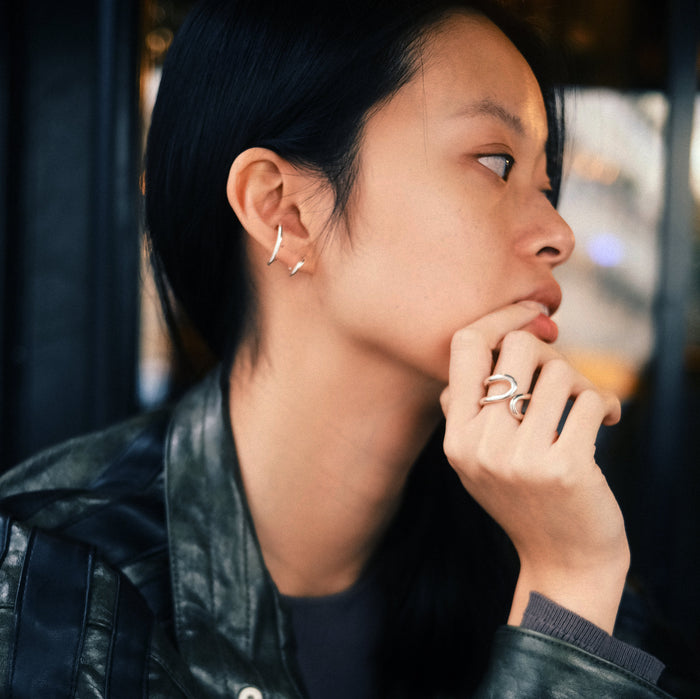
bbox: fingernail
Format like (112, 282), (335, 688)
(517, 300), (543, 312)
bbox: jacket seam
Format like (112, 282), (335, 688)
(104, 573), (120, 698)
(69, 547), (94, 697)
(7, 528), (38, 699)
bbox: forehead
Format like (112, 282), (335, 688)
(414, 12), (548, 145)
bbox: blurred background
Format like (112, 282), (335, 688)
(1, 0), (698, 677)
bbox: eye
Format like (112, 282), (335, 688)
(477, 153), (515, 181)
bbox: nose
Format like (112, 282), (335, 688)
(516, 198), (575, 267)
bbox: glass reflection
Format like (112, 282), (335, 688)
(556, 89), (667, 400)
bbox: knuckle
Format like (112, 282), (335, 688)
(577, 387), (605, 410)
(509, 441), (530, 469)
(541, 357), (571, 382)
(443, 433), (459, 463)
(473, 439), (493, 468)
(439, 387), (450, 415)
(500, 330), (548, 365)
(602, 389), (622, 411)
(450, 328), (492, 370)
(553, 463), (578, 490)
(450, 327), (480, 352)
(539, 457), (576, 490)
(473, 437), (514, 477)
(444, 430), (472, 466)
(446, 433), (497, 475)
(500, 329), (534, 352)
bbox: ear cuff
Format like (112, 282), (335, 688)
(267, 224), (283, 265)
(288, 259), (305, 276)
(267, 224), (305, 276)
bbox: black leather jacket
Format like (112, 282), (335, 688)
(0, 373), (674, 698)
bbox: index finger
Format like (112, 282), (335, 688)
(445, 301), (544, 425)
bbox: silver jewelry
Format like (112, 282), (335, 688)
(509, 393), (531, 421)
(267, 224), (283, 265)
(289, 258), (305, 276)
(479, 374), (518, 405)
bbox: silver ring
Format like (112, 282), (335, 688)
(509, 393), (531, 421)
(479, 374), (518, 405)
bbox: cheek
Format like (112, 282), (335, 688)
(339, 188), (508, 320)
(320, 228), (504, 381)
(321, 171), (513, 377)
(358, 172), (505, 285)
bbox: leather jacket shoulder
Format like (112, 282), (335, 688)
(0, 372), (676, 698)
(0, 408), (199, 698)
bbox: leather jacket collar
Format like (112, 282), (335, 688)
(166, 372), (306, 698)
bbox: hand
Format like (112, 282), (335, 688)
(440, 301), (629, 633)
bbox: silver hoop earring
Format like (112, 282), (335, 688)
(289, 259), (305, 277)
(267, 224), (283, 266)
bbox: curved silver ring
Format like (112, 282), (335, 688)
(509, 393), (531, 421)
(479, 374), (518, 405)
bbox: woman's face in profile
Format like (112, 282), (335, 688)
(313, 13), (575, 384)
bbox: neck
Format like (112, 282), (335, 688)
(229, 332), (443, 597)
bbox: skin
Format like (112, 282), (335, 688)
(225, 13), (628, 633)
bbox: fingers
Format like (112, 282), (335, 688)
(518, 354), (620, 440)
(445, 301), (542, 424)
(442, 304), (627, 634)
(444, 300), (620, 444)
(454, 300), (545, 351)
(557, 388), (621, 449)
(484, 330), (560, 425)
(515, 357), (610, 444)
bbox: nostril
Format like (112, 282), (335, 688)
(537, 246), (560, 257)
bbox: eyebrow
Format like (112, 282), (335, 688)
(453, 98), (525, 136)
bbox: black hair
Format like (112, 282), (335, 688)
(145, 0), (564, 365)
(371, 425), (519, 697)
(145, 1), (564, 695)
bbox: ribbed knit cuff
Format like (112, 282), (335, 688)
(521, 592), (665, 684)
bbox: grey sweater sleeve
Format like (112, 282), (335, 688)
(521, 592), (665, 684)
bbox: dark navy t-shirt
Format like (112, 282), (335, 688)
(282, 578), (665, 698)
(280, 569), (383, 699)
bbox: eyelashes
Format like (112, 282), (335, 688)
(475, 153), (552, 195)
(476, 153), (515, 181)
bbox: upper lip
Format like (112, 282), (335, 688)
(518, 282), (562, 317)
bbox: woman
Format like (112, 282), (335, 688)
(0, 0), (677, 696)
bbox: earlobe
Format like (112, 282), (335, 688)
(225, 147), (314, 270)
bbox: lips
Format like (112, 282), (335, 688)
(533, 302), (550, 318)
(516, 283), (562, 342)
(518, 282), (562, 319)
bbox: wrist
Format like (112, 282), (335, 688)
(508, 560), (628, 633)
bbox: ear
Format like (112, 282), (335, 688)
(226, 147), (321, 272)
